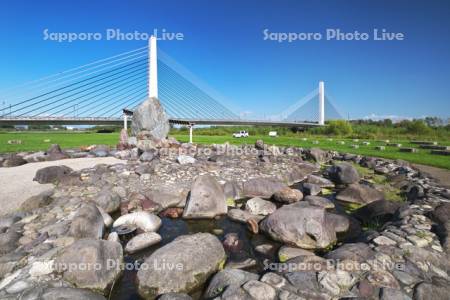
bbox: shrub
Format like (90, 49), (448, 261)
(325, 120), (353, 136)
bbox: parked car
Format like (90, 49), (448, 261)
(268, 131), (278, 137)
(233, 130), (249, 138)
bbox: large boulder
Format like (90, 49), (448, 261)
(45, 144), (68, 161)
(336, 183), (384, 205)
(328, 163), (360, 184)
(33, 165), (73, 184)
(69, 203), (104, 239)
(260, 202), (336, 249)
(137, 233), (226, 299)
(131, 97), (170, 140)
(40, 287), (107, 300)
(113, 212), (161, 232)
(183, 175), (227, 219)
(272, 187), (303, 204)
(55, 239), (123, 294)
(245, 197), (276, 216)
(306, 175), (335, 188)
(204, 268), (258, 299)
(243, 177), (287, 199)
(20, 189), (54, 211)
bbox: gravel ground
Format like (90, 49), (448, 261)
(413, 163), (450, 188)
(0, 157), (125, 215)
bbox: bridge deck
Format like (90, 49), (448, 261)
(0, 117), (320, 127)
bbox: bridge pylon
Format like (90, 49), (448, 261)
(149, 36), (158, 98)
(319, 81), (325, 125)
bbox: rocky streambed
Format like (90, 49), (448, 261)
(1, 141), (450, 300)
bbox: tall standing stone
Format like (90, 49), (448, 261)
(131, 97), (170, 141)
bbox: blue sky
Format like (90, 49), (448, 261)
(0, 0), (449, 119)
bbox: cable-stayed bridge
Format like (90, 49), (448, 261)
(0, 37), (342, 128)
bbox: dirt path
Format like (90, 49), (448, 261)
(413, 164), (450, 188)
(0, 157), (125, 216)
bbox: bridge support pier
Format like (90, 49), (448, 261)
(123, 115), (128, 130)
(188, 123), (195, 143)
(318, 81), (325, 125)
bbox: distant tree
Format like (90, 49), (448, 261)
(405, 120), (431, 135)
(325, 120), (353, 136)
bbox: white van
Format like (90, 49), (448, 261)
(269, 131), (278, 137)
(232, 130), (249, 138)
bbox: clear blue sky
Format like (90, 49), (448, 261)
(0, 0), (449, 119)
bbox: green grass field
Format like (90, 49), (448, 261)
(1, 131), (449, 170)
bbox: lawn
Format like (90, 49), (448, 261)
(0, 131), (449, 170)
(172, 135), (450, 170)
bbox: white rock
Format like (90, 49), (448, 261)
(97, 206), (113, 227)
(125, 232), (162, 254)
(5, 280), (32, 294)
(0, 269), (21, 290)
(107, 232), (120, 243)
(245, 197), (276, 216)
(29, 260), (54, 277)
(177, 155), (196, 165)
(373, 236), (397, 246)
(113, 211), (161, 232)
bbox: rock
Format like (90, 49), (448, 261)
(223, 181), (243, 201)
(159, 293), (192, 300)
(228, 209), (265, 223)
(69, 203), (104, 239)
(318, 269), (356, 296)
(40, 287), (107, 300)
(336, 183), (384, 205)
(55, 239), (123, 294)
(306, 175), (334, 188)
(29, 260), (54, 277)
(20, 189), (54, 211)
(272, 187), (303, 204)
(302, 183), (321, 196)
(352, 200), (402, 222)
(90, 146), (109, 157)
(183, 175), (227, 219)
(223, 232), (243, 252)
(255, 139), (265, 150)
(304, 195), (335, 209)
(117, 128), (130, 150)
(413, 278), (450, 300)
(94, 188), (121, 213)
(125, 232), (162, 254)
(97, 207), (113, 227)
(373, 236), (397, 246)
(146, 187), (187, 210)
(140, 150), (157, 162)
(278, 246), (314, 262)
(325, 243), (375, 262)
(328, 162), (360, 184)
(137, 233), (226, 299)
(243, 177), (287, 199)
(176, 155), (196, 165)
(307, 148), (330, 163)
(159, 207), (184, 218)
(0, 228), (21, 255)
(131, 97), (170, 140)
(113, 212), (161, 232)
(242, 280), (277, 300)
(33, 165), (73, 184)
(245, 197), (277, 215)
(326, 213), (350, 233)
(204, 268), (258, 299)
(3, 154), (27, 167)
(380, 287), (411, 300)
(45, 144), (68, 160)
(260, 202), (336, 249)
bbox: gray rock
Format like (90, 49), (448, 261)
(243, 177), (287, 199)
(20, 189), (54, 211)
(380, 288), (411, 300)
(242, 280), (276, 300)
(223, 181), (243, 201)
(353, 200), (402, 222)
(45, 144), (68, 161)
(278, 246), (314, 262)
(245, 197), (277, 215)
(307, 148), (330, 163)
(227, 209), (265, 223)
(325, 243), (375, 262)
(131, 97), (170, 140)
(260, 202), (336, 249)
(55, 239), (123, 294)
(272, 187), (303, 204)
(302, 183), (321, 196)
(146, 188), (187, 209)
(328, 162), (360, 184)
(94, 188), (121, 213)
(326, 213), (350, 233)
(159, 293), (193, 300)
(304, 195), (335, 209)
(33, 165), (73, 184)
(69, 203), (104, 239)
(137, 233), (226, 299)
(3, 154), (27, 167)
(125, 232), (161, 254)
(255, 139), (265, 150)
(140, 150), (157, 162)
(306, 175), (334, 188)
(413, 279), (450, 300)
(0, 228), (21, 255)
(336, 183), (384, 205)
(183, 175), (227, 219)
(41, 287), (107, 300)
(204, 268), (258, 298)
